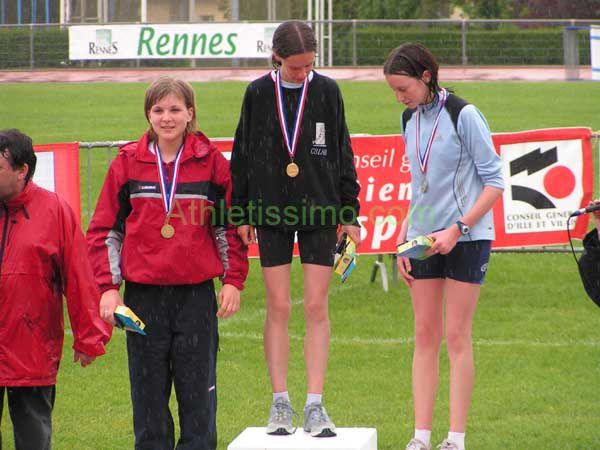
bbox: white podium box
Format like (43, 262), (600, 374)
(228, 427), (377, 450)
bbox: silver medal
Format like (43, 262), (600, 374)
(420, 178), (428, 193)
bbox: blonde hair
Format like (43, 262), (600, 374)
(144, 76), (197, 141)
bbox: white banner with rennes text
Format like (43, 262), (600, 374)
(69, 23), (279, 60)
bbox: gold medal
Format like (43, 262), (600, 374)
(286, 162), (300, 178)
(161, 223), (175, 239)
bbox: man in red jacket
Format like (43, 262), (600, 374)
(0, 129), (111, 450)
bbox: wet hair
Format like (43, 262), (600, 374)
(0, 129), (36, 183)
(144, 76), (197, 141)
(383, 43), (441, 99)
(271, 20), (317, 68)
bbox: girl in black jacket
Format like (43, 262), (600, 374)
(230, 20), (361, 438)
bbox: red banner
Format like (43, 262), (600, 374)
(39, 128), (592, 252)
(33, 142), (82, 222)
(214, 127), (593, 254)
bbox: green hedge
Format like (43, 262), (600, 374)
(333, 25), (591, 66)
(0, 25), (592, 69)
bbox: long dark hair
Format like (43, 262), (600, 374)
(271, 20), (317, 68)
(383, 43), (441, 99)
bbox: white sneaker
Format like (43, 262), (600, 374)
(437, 439), (460, 450)
(406, 438), (431, 450)
(266, 398), (295, 435)
(303, 402), (336, 437)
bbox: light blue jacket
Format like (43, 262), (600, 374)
(402, 92), (504, 241)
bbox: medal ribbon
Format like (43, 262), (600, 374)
(415, 89), (448, 176)
(154, 142), (184, 217)
(274, 70), (309, 160)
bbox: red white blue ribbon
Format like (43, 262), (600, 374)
(415, 88), (448, 176)
(154, 142), (184, 216)
(274, 70), (309, 160)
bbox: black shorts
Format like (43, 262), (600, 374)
(409, 240), (492, 285)
(256, 227), (338, 267)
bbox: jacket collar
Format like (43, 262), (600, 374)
(3, 181), (36, 211)
(135, 131), (213, 163)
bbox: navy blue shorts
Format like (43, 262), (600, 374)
(409, 240), (492, 285)
(256, 227), (338, 267)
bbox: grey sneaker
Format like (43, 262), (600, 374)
(437, 440), (460, 450)
(266, 398), (295, 435)
(406, 438), (431, 450)
(303, 402), (336, 437)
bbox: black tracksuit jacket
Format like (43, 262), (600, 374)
(230, 70), (360, 230)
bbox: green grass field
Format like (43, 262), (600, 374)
(1, 80), (600, 450)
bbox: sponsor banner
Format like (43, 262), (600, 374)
(494, 127), (593, 248)
(39, 128), (590, 253)
(33, 142), (82, 222)
(211, 127), (593, 255)
(69, 23), (278, 60)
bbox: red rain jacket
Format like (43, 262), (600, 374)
(86, 131), (248, 292)
(0, 183), (111, 386)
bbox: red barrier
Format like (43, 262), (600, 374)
(38, 128), (593, 252)
(215, 128), (593, 254)
(33, 142), (82, 223)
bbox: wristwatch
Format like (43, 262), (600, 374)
(455, 220), (470, 235)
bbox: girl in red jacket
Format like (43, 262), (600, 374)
(87, 76), (248, 450)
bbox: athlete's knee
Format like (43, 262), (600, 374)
(303, 298), (329, 323)
(445, 327), (472, 357)
(414, 322), (443, 351)
(266, 296), (292, 321)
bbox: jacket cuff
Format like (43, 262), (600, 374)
(339, 206), (359, 226)
(99, 284), (120, 294)
(72, 341), (107, 358)
(222, 277), (244, 291)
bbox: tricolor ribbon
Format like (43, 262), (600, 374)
(273, 70), (309, 160)
(415, 88), (448, 176)
(154, 142), (184, 217)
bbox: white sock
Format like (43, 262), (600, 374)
(273, 391), (289, 402)
(306, 393), (322, 406)
(414, 429), (431, 446)
(447, 431), (465, 450)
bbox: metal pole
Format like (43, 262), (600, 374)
(189, 0), (194, 20)
(307, 0), (311, 22)
(31, 0), (37, 23)
(0, 0), (5, 25)
(29, 24), (34, 68)
(231, 0), (239, 68)
(140, 0), (147, 22)
(45, 0), (50, 22)
(189, 0), (195, 68)
(65, 0), (71, 23)
(231, 0), (239, 21)
(17, 0), (23, 24)
(327, 0), (332, 66)
(319, 0), (324, 67)
(87, 148), (92, 222)
(461, 19), (467, 65)
(352, 19), (356, 66)
(97, 0), (102, 22)
(267, 0), (275, 20)
(314, 0), (320, 66)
